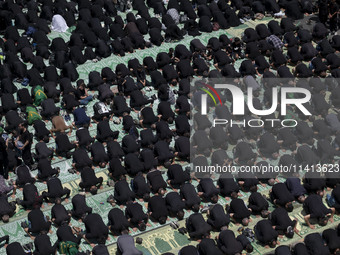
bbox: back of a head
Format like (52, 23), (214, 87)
(2, 215), (9, 223)
(138, 222), (146, 231)
(231, 191), (238, 199)
(261, 210), (269, 218)
(90, 186), (98, 195)
(159, 188), (166, 196)
(319, 216), (328, 226)
(143, 193), (150, 202)
(177, 210), (185, 220)
(211, 195), (218, 204)
(192, 204), (200, 212)
(98, 235), (107, 245)
(269, 240), (277, 248)
(159, 216), (167, 225)
(55, 197), (62, 204)
(286, 203), (293, 212)
(242, 218), (249, 226)
(246, 243), (253, 253)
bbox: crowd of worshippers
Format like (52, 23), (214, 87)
(0, 0), (338, 69)
(2, 0), (340, 254)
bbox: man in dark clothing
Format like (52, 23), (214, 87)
(42, 177), (70, 203)
(207, 204), (230, 231)
(228, 196), (252, 226)
(304, 233), (331, 255)
(91, 142), (109, 168)
(55, 133), (76, 158)
(285, 177), (306, 202)
(270, 183), (295, 211)
(75, 127), (95, 149)
(167, 164), (190, 188)
(322, 229), (340, 254)
(35, 140), (53, 160)
(234, 142), (257, 165)
(153, 140), (175, 166)
(83, 213), (109, 245)
(17, 183), (43, 209)
(197, 238), (224, 255)
(33, 120), (50, 142)
(217, 173), (240, 197)
(147, 169), (167, 194)
(41, 98), (60, 119)
(96, 119), (119, 143)
(15, 164), (36, 187)
(131, 173), (151, 201)
(148, 195), (168, 224)
(6, 242), (28, 255)
(109, 158), (127, 181)
(180, 183), (201, 212)
(57, 225), (82, 245)
(72, 148), (93, 172)
(0, 196), (16, 222)
(186, 213), (212, 240)
(51, 197), (71, 226)
(34, 234), (58, 255)
(36, 158), (59, 181)
(258, 132), (280, 159)
(71, 194), (92, 219)
(17, 122), (33, 167)
(197, 178), (220, 203)
(216, 229), (244, 254)
(73, 107), (91, 128)
(5, 110), (24, 133)
(125, 201), (149, 231)
(248, 190), (269, 217)
(270, 207), (297, 237)
(108, 208), (130, 236)
(113, 179), (136, 205)
(24, 208), (51, 235)
(124, 153), (145, 176)
(79, 166), (103, 193)
(303, 194), (335, 229)
(255, 220), (278, 248)
(165, 191), (185, 219)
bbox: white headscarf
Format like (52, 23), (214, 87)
(51, 14), (69, 33)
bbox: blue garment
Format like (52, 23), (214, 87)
(327, 194), (336, 207)
(73, 108), (90, 126)
(285, 178), (306, 197)
(80, 95), (93, 105)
